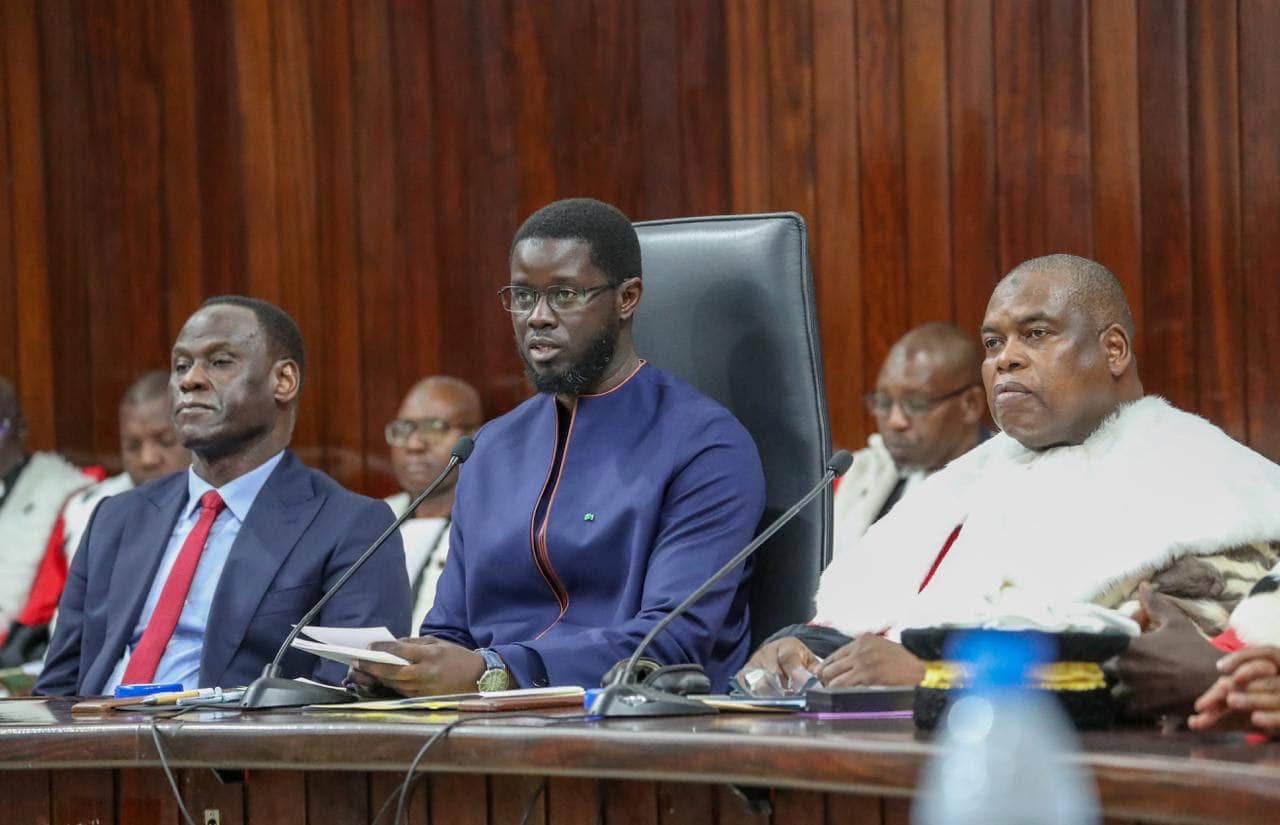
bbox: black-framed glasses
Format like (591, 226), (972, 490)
(497, 283), (615, 315)
(864, 384), (978, 418)
(385, 416), (476, 448)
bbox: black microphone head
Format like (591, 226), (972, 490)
(827, 449), (853, 477)
(451, 435), (476, 463)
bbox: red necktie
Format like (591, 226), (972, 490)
(122, 490), (226, 684)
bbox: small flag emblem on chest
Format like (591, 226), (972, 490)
(583, 513), (595, 522)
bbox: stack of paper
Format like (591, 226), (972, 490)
(289, 626), (409, 667)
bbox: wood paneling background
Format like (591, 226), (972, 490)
(2, 0), (1277, 496)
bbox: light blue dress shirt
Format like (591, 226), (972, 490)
(104, 451), (286, 691)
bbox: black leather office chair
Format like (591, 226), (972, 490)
(632, 213), (833, 646)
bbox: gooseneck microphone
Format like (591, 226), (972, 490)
(589, 449), (854, 717)
(240, 436), (475, 709)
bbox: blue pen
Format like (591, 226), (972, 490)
(114, 682), (184, 699)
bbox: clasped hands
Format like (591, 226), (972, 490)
(347, 635), (486, 697)
(738, 633), (924, 694)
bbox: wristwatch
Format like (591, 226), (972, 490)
(475, 647), (510, 692)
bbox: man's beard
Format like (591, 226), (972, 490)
(522, 320), (619, 397)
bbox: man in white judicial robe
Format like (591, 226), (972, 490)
(0, 378), (97, 643)
(743, 254), (1280, 690)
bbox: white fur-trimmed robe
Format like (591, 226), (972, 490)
(815, 397), (1280, 639)
(830, 434), (924, 557)
(0, 453), (92, 628)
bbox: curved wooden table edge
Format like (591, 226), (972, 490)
(2, 712), (1279, 824)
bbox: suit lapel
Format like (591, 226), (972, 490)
(90, 476), (187, 691)
(199, 451), (325, 684)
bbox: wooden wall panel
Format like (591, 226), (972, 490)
(946, 0), (999, 339)
(810, 0), (863, 455)
(1088, 0), (1145, 357)
(993, 0), (1045, 274)
(1136, 0), (1196, 413)
(1, 0), (1277, 492)
(1241, 0), (1280, 462)
(854, 0), (907, 389)
(1188, 0), (1246, 442)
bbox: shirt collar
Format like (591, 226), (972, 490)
(184, 450), (287, 522)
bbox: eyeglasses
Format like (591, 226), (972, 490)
(385, 417), (475, 448)
(497, 283), (615, 315)
(863, 384), (978, 418)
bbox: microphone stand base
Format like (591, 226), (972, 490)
(240, 676), (357, 709)
(587, 683), (719, 718)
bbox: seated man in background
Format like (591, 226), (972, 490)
(0, 370), (190, 667)
(743, 253), (1280, 692)
(384, 375), (482, 629)
(351, 198), (765, 696)
(834, 322), (985, 553)
(0, 378), (100, 649)
(37, 297), (409, 696)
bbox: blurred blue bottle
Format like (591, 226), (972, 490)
(912, 630), (1100, 825)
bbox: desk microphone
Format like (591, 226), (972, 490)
(589, 449), (853, 717)
(240, 436), (475, 709)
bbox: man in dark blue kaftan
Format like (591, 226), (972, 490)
(351, 198), (765, 696)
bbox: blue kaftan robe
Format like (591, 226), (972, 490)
(421, 363), (765, 691)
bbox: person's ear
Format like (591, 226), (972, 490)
(959, 385), (985, 425)
(616, 277), (643, 322)
(272, 359), (302, 406)
(1100, 324), (1133, 378)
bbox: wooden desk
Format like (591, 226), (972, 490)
(1, 699), (1277, 825)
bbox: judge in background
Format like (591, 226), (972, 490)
(834, 322), (986, 554)
(0, 377), (101, 651)
(384, 376), (482, 629)
(0, 370), (190, 668)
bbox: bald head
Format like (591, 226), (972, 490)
(1003, 254), (1135, 340)
(389, 375), (483, 503)
(400, 376), (482, 424)
(981, 254), (1143, 450)
(884, 322), (983, 388)
(872, 323), (986, 472)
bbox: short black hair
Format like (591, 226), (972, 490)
(120, 370), (171, 408)
(200, 295), (306, 380)
(511, 198), (642, 285)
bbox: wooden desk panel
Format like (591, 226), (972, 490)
(1, 700), (1277, 825)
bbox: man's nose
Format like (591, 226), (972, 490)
(884, 402), (912, 431)
(178, 364), (209, 392)
(993, 340), (1024, 372)
(525, 295), (558, 329)
(139, 442), (162, 467)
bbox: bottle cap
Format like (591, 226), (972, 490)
(944, 629), (1054, 691)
